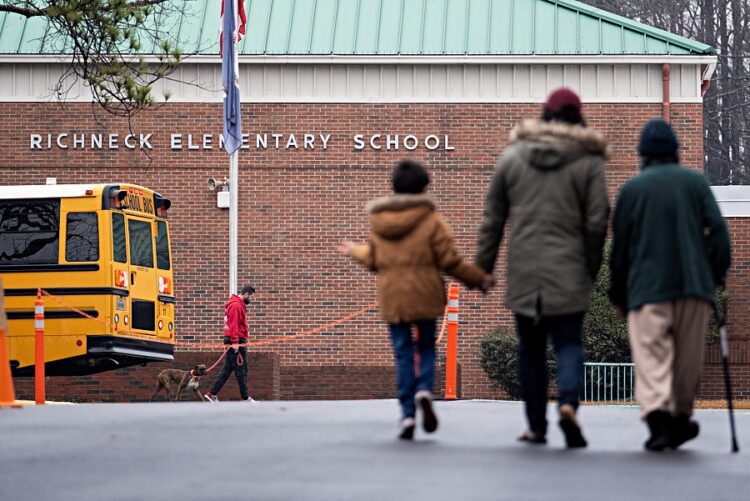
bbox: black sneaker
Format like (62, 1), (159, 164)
(645, 410), (671, 452)
(416, 390), (438, 433)
(517, 430), (547, 444)
(559, 404), (587, 448)
(399, 417), (416, 440)
(669, 415), (699, 449)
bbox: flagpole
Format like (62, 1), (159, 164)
(229, 150), (238, 295)
(221, 0), (245, 297)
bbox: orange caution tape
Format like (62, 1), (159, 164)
(174, 302), (379, 350)
(436, 311), (449, 344)
(435, 283), (458, 345)
(39, 288), (380, 352)
(39, 289), (156, 341)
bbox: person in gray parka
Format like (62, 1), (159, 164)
(476, 88), (610, 448)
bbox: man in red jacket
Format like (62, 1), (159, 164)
(204, 284), (256, 402)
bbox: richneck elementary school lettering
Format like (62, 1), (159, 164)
(29, 132), (455, 152)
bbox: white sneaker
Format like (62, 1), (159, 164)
(204, 393), (218, 403)
(399, 417), (416, 440)
(246, 396), (256, 402)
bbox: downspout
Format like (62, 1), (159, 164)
(662, 63), (671, 123)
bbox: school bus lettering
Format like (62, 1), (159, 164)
(143, 197), (154, 215)
(126, 192), (154, 215)
(127, 193), (142, 212)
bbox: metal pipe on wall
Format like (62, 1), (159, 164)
(662, 63), (671, 122)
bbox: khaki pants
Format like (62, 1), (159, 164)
(627, 298), (710, 419)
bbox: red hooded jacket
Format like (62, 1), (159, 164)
(223, 294), (249, 344)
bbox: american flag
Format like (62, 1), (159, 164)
(220, 0), (247, 57)
(221, 0), (246, 155)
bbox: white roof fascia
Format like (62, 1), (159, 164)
(0, 184), (99, 199)
(711, 186), (750, 217)
(0, 54), (719, 66)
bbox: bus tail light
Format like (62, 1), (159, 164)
(115, 270), (128, 288)
(155, 195), (171, 217)
(158, 320), (164, 330)
(158, 276), (171, 294)
(107, 188), (127, 209)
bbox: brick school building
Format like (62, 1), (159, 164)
(3, 0), (748, 402)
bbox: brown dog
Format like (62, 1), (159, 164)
(149, 365), (208, 402)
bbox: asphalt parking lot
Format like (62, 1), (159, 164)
(0, 399), (747, 501)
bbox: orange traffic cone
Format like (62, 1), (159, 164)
(0, 327), (21, 408)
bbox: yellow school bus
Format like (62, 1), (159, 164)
(0, 183), (175, 375)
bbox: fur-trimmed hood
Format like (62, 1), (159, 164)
(365, 194), (435, 240)
(510, 119), (611, 170)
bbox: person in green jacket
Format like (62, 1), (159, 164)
(476, 88), (610, 448)
(609, 118), (731, 452)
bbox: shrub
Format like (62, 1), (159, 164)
(479, 328), (556, 399)
(582, 249), (630, 363)
(707, 287), (729, 345)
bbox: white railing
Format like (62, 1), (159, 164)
(583, 362), (635, 402)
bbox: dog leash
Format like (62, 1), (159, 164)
(205, 346), (244, 373)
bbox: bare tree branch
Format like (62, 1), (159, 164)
(0, 0), (190, 122)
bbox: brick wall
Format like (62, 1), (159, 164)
(699, 217), (750, 399)
(4, 101), (746, 402)
(13, 351), (280, 402)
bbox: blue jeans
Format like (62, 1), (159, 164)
(389, 319), (436, 419)
(515, 313), (584, 436)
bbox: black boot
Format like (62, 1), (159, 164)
(669, 415), (699, 449)
(645, 410), (671, 452)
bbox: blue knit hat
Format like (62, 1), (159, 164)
(638, 118), (679, 157)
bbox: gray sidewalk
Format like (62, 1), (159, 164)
(0, 399), (747, 501)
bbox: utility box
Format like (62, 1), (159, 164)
(217, 190), (230, 209)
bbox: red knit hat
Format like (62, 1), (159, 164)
(543, 88), (581, 113)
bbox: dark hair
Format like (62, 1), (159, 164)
(542, 107), (586, 126)
(392, 159), (430, 194)
(241, 284), (256, 295)
(643, 152), (680, 166)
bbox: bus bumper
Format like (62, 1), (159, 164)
(11, 335), (174, 376)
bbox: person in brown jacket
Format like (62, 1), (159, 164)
(475, 88), (610, 448)
(338, 159), (491, 440)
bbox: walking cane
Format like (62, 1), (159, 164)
(712, 300), (740, 453)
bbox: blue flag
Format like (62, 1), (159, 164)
(222, 0), (243, 155)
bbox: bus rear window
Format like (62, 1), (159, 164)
(112, 213), (126, 263)
(65, 212), (99, 262)
(156, 220), (170, 270)
(0, 200), (60, 265)
(128, 219), (153, 268)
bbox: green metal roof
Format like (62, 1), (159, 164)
(0, 0), (715, 56)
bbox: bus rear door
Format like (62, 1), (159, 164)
(126, 216), (157, 334)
